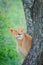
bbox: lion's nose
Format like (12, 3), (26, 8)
(18, 33), (21, 35)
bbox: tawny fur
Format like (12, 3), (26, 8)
(10, 28), (32, 57)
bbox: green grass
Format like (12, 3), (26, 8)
(0, 0), (26, 65)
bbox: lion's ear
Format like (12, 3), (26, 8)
(10, 28), (14, 33)
(10, 28), (18, 33)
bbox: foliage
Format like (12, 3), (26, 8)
(0, 0), (26, 65)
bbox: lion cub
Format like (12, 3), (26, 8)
(10, 28), (32, 57)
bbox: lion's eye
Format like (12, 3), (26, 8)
(14, 30), (17, 32)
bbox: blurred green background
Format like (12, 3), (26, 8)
(0, 0), (26, 65)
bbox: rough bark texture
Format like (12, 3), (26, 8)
(22, 0), (43, 65)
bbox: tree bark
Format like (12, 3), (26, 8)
(22, 0), (43, 65)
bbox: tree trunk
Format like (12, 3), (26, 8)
(22, 0), (43, 65)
